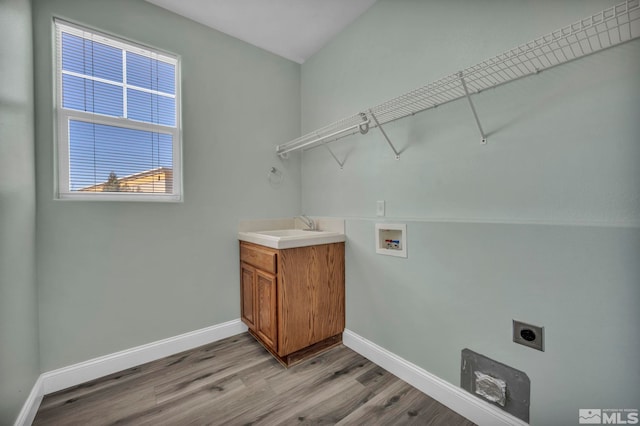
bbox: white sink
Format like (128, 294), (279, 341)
(252, 229), (311, 237)
(238, 228), (345, 249)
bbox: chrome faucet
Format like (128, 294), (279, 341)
(298, 215), (316, 231)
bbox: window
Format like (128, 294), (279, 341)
(54, 20), (181, 201)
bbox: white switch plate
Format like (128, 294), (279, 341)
(376, 200), (385, 217)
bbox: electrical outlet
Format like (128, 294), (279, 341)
(376, 200), (385, 217)
(513, 320), (544, 352)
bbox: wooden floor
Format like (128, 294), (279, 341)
(33, 333), (476, 426)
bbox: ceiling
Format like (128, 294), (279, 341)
(146, 0), (378, 64)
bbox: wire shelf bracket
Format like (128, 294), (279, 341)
(322, 143), (345, 169)
(458, 72), (488, 144)
(369, 110), (401, 159)
(275, 0), (640, 166)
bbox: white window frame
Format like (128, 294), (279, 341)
(54, 19), (183, 202)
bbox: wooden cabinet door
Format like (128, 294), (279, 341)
(240, 262), (256, 330)
(255, 270), (277, 350)
(278, 243), (345, 355)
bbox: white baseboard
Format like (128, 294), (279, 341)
(41, 319), (248, 395)
(13, 376), (44, 426)
(14, 319), (247, 426)
(343, 329), (528, 426)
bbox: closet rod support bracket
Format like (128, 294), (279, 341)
(369, 110), (401, 159)
(358, 112), (370, 135)
(458, 71), (488, 145)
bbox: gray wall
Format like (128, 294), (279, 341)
(33, 0), (301, 371)
(301, 1), (640, 425)
(0, 0), (40, 423)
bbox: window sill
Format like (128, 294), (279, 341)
(56, 192), (183, 202)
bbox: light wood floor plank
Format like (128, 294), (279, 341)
(278, 380), (375, 425)
(33, 333), (476, 426)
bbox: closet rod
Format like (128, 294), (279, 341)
(277, 114), (369, 157)
(276, 0), (639, 160)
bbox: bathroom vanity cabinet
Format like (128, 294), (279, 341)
(239, 240), (345, 366)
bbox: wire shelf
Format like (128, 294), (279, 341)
(276, 0), (640, 158)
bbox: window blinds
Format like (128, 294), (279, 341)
(55, 20), (181, 200)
